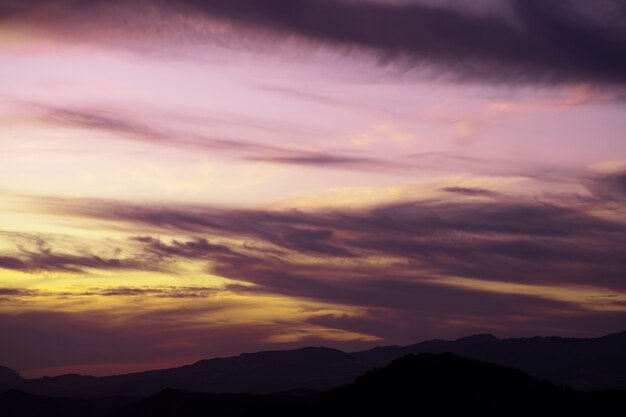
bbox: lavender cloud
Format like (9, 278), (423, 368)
(42, 106), (392, 170)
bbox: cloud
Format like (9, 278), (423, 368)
(0, 232), (153, 274)
(6, 170), (625, 350)
(0, 288), (34, 296)
(0, 255), (30, 271)
(91, 286), (223, 298)
(173, 0), (626, 85)
(587, 170), (626, 202)
(0, 250), (141, 273)
(134, 236), (234, 259)
(0, 287), (37, 302)
(4, 0), (626, 86)
(0, 286), (225, 300)
(307, 307), (626, 343)
(245, 154), (384, 168)
(442, 186), (499, 197)
(37, 184), (626, 292)
(41, 106), (391, 170)
(4, 184), (626, 367)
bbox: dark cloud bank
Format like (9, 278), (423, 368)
(2, 0), (626, 85)
(119, 198), (626, 290)
(8, 169), (623, 289)
(24, 171), (626, 295)
(181, 0), (626, 84)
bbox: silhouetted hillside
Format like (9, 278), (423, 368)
(109, 354), (624, 417)
(3, 331), (625, 397)
(351, 331), (626, 390)
(313, 353), (577, 417)
(113, 388), (299, 417)
(0, 366), (22, 384)
(0, 389), (134, 417)
(382, 330), (626, 391)
(2, 346), (361, 398)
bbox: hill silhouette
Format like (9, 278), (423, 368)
(0, 389), (134, 417)
(353, 330), (626, 391)
(0, 366), (22, 384)
(2, 331), (625, 398)
(2, 354), (623, 417)
(111, 353), (624, 417)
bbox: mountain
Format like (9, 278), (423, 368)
(111, 354), (625, 417)
(113, 389), (297, 417)
(304, 353), (579, 417)
(2, 346), (363, 398)
(3, 331), (625, 397)
(0, 366), (22, 384)
(0, 389), (134, 417)
(354, 330), (626, 391)
(2, 354), (623, 417)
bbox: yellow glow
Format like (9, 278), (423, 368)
(348, 124), (414, 147)
(0, 266), (376, 344)
(590, 159), (626, 174)
(270, 175), (529, 209)
(489, 102), (511, 112)
(433, 276), (626, 312)
(454, 121), (475, 138)
(265, 326), (380, 343)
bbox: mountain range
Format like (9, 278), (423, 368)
(1, 331), (625, 398)
(1, 353), (623, 417)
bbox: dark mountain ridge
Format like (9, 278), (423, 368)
(0, 389), (135, 417)
(2, 331), (625, 397)
(5, 353), (620, 417)
(0, 366), (22, 384)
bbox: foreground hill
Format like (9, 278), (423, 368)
(2, 331), (625, 397)
(0, 366), (22, 385)
(353, 331), (626, 391)
(0, 390), (134, 417)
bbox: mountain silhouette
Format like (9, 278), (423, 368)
(0, 389), (134, 417)
(112, 388), (298, 417)
(0, 366), (22, 384)
(2, 346), (361, 398)
(352, 330), (626, 391)
(2, 331), (625, 398)
(111, 353), (624, 417)
(2, 354), (623, 417)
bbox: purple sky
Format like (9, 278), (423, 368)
(1, 0), (625, 378)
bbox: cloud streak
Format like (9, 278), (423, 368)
(0, 285), (227, 300)
(0, 249), (142, 273)
(0, 231), (150, 274)
(41, 106), (392, 170)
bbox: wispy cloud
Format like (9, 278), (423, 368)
(0, 247), (143, 273)
(40, 106), (393, 170)
(0, 285), (227, 300)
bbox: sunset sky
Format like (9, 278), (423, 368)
(1, 0), (626, 378)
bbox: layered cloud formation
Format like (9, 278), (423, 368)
(0, 0), (625, 377)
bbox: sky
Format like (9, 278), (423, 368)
(1, 0), (626, 378)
